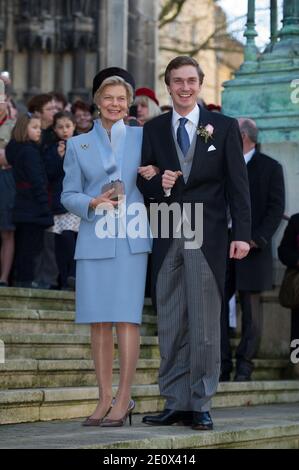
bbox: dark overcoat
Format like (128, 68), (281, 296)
(235, 150), (285, 291)
(6, 139), (53, 227)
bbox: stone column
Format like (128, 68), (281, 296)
(26, 46), (43, 98)
(70, 44), (89, 101)
(270, 0), (278, 47)
(97, 0), (128, 69)
(243, 0), (258, 66)
(279, 0), (299, 39)
(127, 0), (158, 89)
(4, 0), (14, 77)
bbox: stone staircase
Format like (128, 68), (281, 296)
(0, 287), (299, 448)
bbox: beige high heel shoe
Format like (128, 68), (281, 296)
(100, 399), (135, 427)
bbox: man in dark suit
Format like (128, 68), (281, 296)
(137, 56), (251, 430)
(220, 118), (285, 382)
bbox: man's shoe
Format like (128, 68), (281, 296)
(142, 409), (193, 426)
(219, 372), (230, 382)
(234, 373), (251, 381)
(192, 411), (213, 431)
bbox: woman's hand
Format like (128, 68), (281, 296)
(89, 189), (119, 210)
(138, 165), (160, 180)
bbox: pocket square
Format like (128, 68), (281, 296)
(208, 145), (216, 152)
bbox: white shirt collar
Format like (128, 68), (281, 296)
(244, 147), (256, 165)
(172, 104), (199, 128)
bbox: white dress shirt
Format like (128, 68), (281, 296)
(172, 104), (200, 144)
(244, 147), (255, 165)
(164, 105), (200, 197)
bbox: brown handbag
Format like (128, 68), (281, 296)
(279, 267), (299, 309)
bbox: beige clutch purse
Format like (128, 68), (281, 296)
(101, 179), (125, 201)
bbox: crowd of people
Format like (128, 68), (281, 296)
(0, 56), (298, 431)
(0, 75), (164, 291)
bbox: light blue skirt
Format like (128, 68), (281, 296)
(75, 238), (148, 324)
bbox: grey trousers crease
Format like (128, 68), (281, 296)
(156, 238), (222, 412)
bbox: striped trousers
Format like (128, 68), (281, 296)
(156, 238), (221, 412)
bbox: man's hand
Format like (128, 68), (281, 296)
(138, 165), (160, 180)
(229, 241), (250, 259)
(162, 170), (183, 190)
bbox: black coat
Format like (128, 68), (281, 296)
(235, 150), (285, 291)
(6, 139), (53, 227)
(137, 106), (251, 307)
(43, 142), (67, 215)
(278, 213), (299, 268)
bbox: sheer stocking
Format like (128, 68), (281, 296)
(105, 322), (140, 420)
(89, 322), (114, 420)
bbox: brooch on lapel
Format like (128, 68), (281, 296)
(197, 124), (214, 143)
(80, 144), (89, 150)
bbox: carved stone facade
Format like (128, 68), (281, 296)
(0, 0), (158, 102)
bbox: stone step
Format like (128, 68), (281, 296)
(0, 358), (160, 389)
(1, 403), (299, 449)
(0, 358), (290, 390)
(1, 381), (299, 425)
(1, 403), (298, 449)
(0, 308), (157, 336)
(0, 287), (75, 311)
(1, 333), (160, 360)
(0, 287), (156, 317)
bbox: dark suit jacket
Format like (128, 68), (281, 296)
(137, 106), (251, 307)
(235, 150), (285, 291)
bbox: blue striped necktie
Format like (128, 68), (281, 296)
(177, 117), (190, 157)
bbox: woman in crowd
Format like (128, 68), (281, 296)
(71, 100), (94, 135)
(61, 67), (156, 427)
(44, 111), (79, 290)
(134, 87), (161, 126)
(6, 113), (53, 287)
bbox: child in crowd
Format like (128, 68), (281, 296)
(44, 111), (80, 290)
(6, 113), (53, 287)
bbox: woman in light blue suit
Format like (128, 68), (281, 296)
(61, 68), (156, 427)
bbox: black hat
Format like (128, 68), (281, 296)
(92, 67), (136, 97)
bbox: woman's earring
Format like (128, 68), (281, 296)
(97, 108), (101, 116)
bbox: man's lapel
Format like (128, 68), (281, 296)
(159, 110), (183, 172)
(186, 106), (214, 187)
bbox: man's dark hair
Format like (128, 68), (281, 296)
(164, 56), (205, 86)
(53, 111), (76, 128)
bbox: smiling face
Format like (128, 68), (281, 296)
(167, 65), (201, 116)
(97, 84), (128, 129)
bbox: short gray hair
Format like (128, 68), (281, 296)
(238, 118), (258, 144)
(94, 76), (134, 107)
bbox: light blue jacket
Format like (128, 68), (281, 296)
(61, 119), (152, 260)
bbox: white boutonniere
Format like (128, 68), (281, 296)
(197, 124), (214, 143)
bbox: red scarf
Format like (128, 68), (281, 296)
(0, 114), (8, 126)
